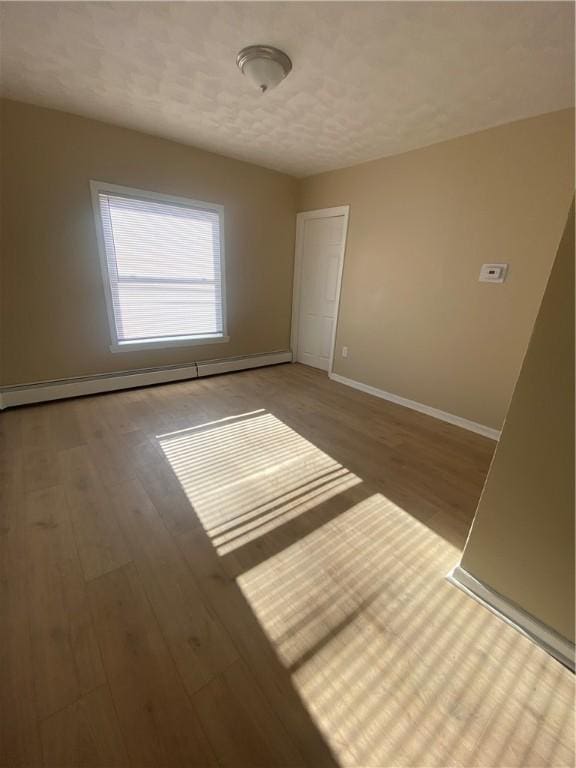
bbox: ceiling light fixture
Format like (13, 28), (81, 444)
(236, 45), (292, 94)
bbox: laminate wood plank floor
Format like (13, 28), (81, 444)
(0, 363), (573, 767)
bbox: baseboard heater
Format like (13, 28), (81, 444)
(0, 350), (292, 409)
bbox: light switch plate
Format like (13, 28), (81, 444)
(479, 263), (508, 283)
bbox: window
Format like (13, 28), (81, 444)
(91, 181), (227, 351)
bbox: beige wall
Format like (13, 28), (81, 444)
(0, 99), (297, 386)
(298, 110), (574, 430)
(2, 99), (573, 427)
(461, 203), (575, 643)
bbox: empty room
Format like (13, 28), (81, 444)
(0, 2), (574, 767)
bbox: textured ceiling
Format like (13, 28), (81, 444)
(0, 2), (573, 177)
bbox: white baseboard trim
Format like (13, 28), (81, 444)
(448, 565), (575, 671)
(0, 351), (292, 409)
(329, 372), (501, 440)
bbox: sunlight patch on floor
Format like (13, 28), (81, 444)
(159, 409), (574, 767)
(159, 410), (361, 554)
(238, 495), (574, 767)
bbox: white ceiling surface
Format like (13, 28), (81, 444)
(1, 2), (573, 177)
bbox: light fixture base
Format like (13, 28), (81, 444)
(236, 45), (292, 93)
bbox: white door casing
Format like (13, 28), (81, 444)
(291, 206), (349, 372)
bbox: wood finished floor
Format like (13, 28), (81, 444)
(0, 363), (573, 768)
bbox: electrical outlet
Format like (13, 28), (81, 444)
(342, 346), (349, 358)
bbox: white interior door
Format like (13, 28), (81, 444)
(295, 213), (346, 371)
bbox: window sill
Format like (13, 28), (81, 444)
(110, 335), (230, 353)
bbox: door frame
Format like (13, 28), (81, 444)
(291, 205), (350, 374)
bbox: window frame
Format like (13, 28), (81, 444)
(90, 180), (228, 352)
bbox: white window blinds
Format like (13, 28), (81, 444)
(94, 185), (225, 348)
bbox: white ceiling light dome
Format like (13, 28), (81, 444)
(236, 45), (292, 93)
